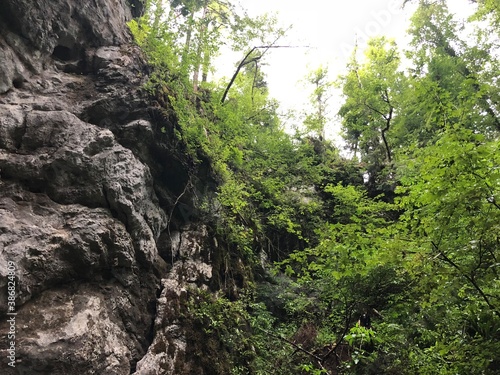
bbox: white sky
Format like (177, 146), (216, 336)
(215, 0), (476, 141)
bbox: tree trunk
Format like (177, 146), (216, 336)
(192, 2), (209, 92)
(180, 13), (194, 74)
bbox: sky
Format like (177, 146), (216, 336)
(215, 0), (476, 142)
(242, 0), (415, 107)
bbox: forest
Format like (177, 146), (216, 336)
(128, 0), (500, 373)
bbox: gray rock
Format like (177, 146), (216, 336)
(0, 285), (134, 374)
(134, 226), (213, 375)
(0, 0), (135, 94)
(0, 37), (27, 94)
(0, 0), (220, 373)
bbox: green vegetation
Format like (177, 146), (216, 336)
(130, 0), (500, 373)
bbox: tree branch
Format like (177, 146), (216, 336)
(362, 92), (393, 163)
(322, 304), (353, 363)
(381, 105), (393, 163)
(431, 241), (500, 318)
(220, 44), (306, 104)
(220, 47), (258, 104)
(257, 327), (324, 363)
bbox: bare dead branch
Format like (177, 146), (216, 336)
(220, 45), (308, 104)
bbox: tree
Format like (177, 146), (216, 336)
(471, 0), (500, 28)
(337, 37), (401, 197)
(303, 66), (332, 141)
(403, 0), (500, 139)
(130, 0), (284, 95)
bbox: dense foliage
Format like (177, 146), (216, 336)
(130, 0), (500, 373)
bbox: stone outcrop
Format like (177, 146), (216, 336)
(134, 226), (214, 375)
(0, 0), (217, 373)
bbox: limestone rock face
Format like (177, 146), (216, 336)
(0, 0), (139, 94)
(0, 0), (215, 374)
(134, 226), (214, 375)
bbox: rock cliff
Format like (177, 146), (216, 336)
(0, 1), (219, 373)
